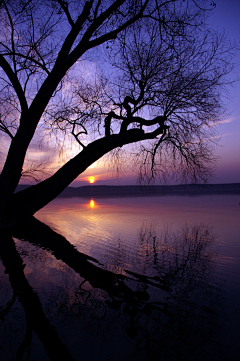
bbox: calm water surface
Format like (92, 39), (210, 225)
(0, 194), (239, 360)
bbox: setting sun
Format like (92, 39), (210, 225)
(88, 176), (95, 184)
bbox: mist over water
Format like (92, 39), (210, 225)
(0, 194), (239, 360)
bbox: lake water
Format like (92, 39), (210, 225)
(0, 194), (239, 360)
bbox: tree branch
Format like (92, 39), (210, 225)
(0, 119), (14, 139)
(55, 1), (94, 63)
(1, 52), (50, 74)
(0, 54), (28, 114)
(120, 114), (167, 133)
(69, 0), (149, 62)
(56, 0), (74, 27)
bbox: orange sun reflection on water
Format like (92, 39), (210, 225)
(89, 199), (95, 209)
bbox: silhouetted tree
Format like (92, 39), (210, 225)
(0, 0), (233, 224)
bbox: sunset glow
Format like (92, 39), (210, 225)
(89, 199), (95, 209)
(88, 176), (95, 184)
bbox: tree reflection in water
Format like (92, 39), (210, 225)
(0, 218), (226, 360)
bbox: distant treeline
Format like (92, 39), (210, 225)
(16, 183), (240, 198)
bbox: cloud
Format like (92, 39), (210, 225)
(214, 117), (236, 126)
(218, 132), (233, 138)
(202, 132), (232, 143)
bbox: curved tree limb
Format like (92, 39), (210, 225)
(0, 54), (28, 114)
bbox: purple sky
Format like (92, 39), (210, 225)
(204, 0), (240, 185)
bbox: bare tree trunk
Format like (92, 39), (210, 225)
(0, 123), (35, 221)
(4, 130), (144, 224)
(0, 67), (75, 224)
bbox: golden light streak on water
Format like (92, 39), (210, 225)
(89, 199), (95, 209)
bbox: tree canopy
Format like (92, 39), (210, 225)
(0, 0), (234, 224)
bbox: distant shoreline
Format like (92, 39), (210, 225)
(16, 183), (240, 198)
